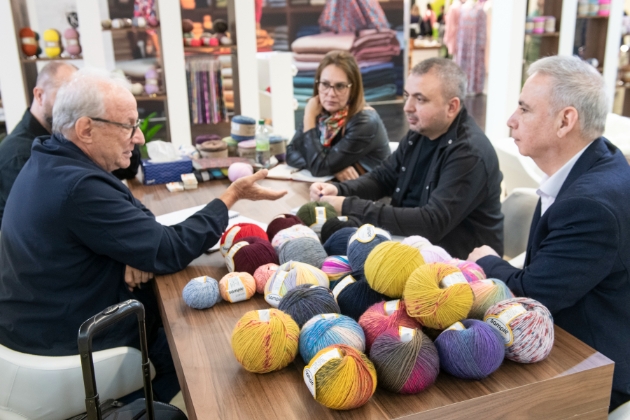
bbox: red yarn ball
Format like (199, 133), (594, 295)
(358, 300), (421, 352)
(225, 236), (279, 275)
(266, 214), (304, 242)
(220, 223), (268, 256)
(253, 263), (279, 294)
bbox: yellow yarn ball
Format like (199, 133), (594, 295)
(264, 261), (329, 307)
(403, 262), (474, 329)
(231, 308), (299, 373)
(219, 272), (256, 303)
(364, 242), (425, 298)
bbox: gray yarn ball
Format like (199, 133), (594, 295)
(278, 284), (340, 327)
(279, 237), (327, 268)
(182, 276), (221, 309)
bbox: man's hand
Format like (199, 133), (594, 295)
(125, 265), (153, 291)
(320, 195), (345, 214)
(467, 245), (500, 262)
(310, 182), (338, 201)
(220, 169), (288, 208)
(335, 166), (360, 182)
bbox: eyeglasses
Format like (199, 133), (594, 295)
(317, 81), (352, 94)
(90, 117), (141, 139)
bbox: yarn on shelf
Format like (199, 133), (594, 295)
(278, 285), (340, 327)
(364, 241), (424, 298)
(182, 275), (221, 309)
(299, 313), (366, 363)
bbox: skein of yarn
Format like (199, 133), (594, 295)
(231, 309), (299, 373)
(323, 227), (357, 256)
(271, 225), (319, 251)
(419, 245), (452, 263)
(224, 236), (279, 275)
(434, 319), (504, 380)
(358, 300), (420, 352)
(303, 344), (377, 410)
(334, 275), (387, 321)
(370, 327), (440, 394)
(218, 272), (256, 303)
(484, 297), (554, 363)
(266, 214), (303, 242)
(279, 237), (327, 268)
(347, 224), (391, 275)
(299, 313), (366, 363)
(404, 263), (474, 329)
(253, 263), (278, 294)
(182, 275), (221, 309)
(296, 202), (337, 233)
(469, 279), (514, 319)
(320, 215), (362, 244)
(220, 223), (268, 256)
(364, 242), (424, 298)
(278, 285), (340, 327)
(227, 162), (253, 181)
(447, 259), (486, 283)
(401, 235), (432, 250)
(264, 261), (329, 307)
(321, 256), (352, 287)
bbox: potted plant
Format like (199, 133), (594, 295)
(139, 112), (164, 159)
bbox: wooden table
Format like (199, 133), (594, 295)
(129, 179), (614, 420)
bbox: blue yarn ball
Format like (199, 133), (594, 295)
(323, 227), (357, 256)
(299, 313), (366, 362)
(347, 225), (391, 274)
(182, 276), (221, 309)
(335, 275), (387, 321)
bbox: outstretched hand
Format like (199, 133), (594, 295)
(220, 169), (288, 208)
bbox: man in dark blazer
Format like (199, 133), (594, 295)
(468, 56), (630, 412)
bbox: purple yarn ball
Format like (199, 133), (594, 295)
(228, 162), (253, 182)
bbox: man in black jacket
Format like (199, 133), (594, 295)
(311, 58), (503, 258)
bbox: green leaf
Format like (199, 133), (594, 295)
(140, 112), (158, 134)
(145, 123), (164, 142)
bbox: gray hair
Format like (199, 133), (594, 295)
(52, 67), (131, 135)
(527, 56), (608, 139)
(35, 61), (78, 90)
(411, 58), (467, 103)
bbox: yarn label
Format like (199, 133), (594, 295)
(225, 241), (248, 272)
(484, 304), (527, 347)
(303, 347), (342, 398)
(21, 37), (37, 45)
(193, 276), (209, 284)
(447, 322), (466, 331)
(309, 207), (327, 232)
(273, 214), (287, 220)
(257, 310), (270, 322)
(440, 272), (468, 288)
(320, 313), (339, 320)
(384, 300), (400, 315)
(266, 270), (288, 307)
(480, 279), (495, 285)
(231, 121), (256, 136)
(399, 327), (416, 343)
(226, 275), (247, 302)
(332, 275), (356, 300)
(337, 216), (348, 222)
(220, 226), (242, 256)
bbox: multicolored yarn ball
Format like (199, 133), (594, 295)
(220, 223), (268, 256)
(182, 275), (221, 309)
(323, 227), (357, 256)
(279, 237), (327, 268)
(299, 313), (366, 363)
(469, 279), (514, 319)
(347, 224), (391, 275)
(278, 285), (340, 327)
(358, 300), (420, 352)
(296, 202), (337, 233)
(266, 214), (303, 242)
(404, 263), (474, 329)
(303, 344), (377, 410)
(231, 309), (299, 373)
(364, 242), (424, 298)
(218, 272), (256, 303)
(434, 319), (504, 380)
(419, 245), (452, 263)
(369, 327), (439, 394)
(253, 263), (278, 294)
(447, 259), (486, 284)
(227, 162), (253, 182)
(264, 261), (329, 307)
(320, 215), (362, 244)
(484, 297), (554, 363)
(333, 275), (387, 321)
(271, 224), (319, 251)
(224, 236), (279, 275)
(321, 255), (352, 284)
(401, 235), (432, 250)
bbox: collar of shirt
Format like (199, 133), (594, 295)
(536, 141), (593, 215)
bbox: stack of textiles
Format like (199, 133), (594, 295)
(270, 26), (289, 51)
(186, 56), (228, 125)
(310, 0), (326, 4)
(295, 25), (321, 39)
(264, 0), (287, 6)
(219, 55), (234, 113)
(257, 29), (274, 52)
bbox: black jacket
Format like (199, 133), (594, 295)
(334, 107), (503, 259)
(286, 108), (391, 176)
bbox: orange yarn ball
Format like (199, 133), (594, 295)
(219, 272), (256, 303)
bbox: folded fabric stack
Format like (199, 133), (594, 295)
(257, 29), (274, 52)
(310, 0), (326, 4)
(219, 55), (234, 113)
(263, 0), (287, 6)
(186, 56), (228, 125)
(270, 26), (289, 51)
(295, 25), (321, 39)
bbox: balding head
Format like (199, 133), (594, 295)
(31, 61), (77, 131)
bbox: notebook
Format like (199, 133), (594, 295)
(266, 164), (334, 183)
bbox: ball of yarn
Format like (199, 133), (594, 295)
(299, 314), (366, 363)
(370, 328), (439, 394)
(182, 275), (221, 309)
(469, 279), (514, 319)
(484, 297), (554, 363)
(224, 236), (279, 275)
(347, 224), (391, 275)
(264, 261), (329, 307)
(358, 300), (420, 352)
(404, 262), (474, 329)
(401, 235), (432, 250)
(447, 259), (486, 283)
(434, 319), (504, 380)
(231, 115), (257, 141)
(253, 263), (278, 294)
(266, 214), (303, 242)
(218, 272), (256, 303)
(271, 224), (319, 251)
(231, 309), (299, 373)
(321, 256), (352, 285)
(323, 227), (357, 256)
(364, 242), (424, 298)
(279, 237), (327, 268)
(296, 202), (337, 233)
(227, 162), (253, 182)
(320, 215), (362, 244)
(220, 223), (268, 256)
(303, 344), (377, 410)
(420, 245), (452, 263)
(278, 285), (340, 327)
(334, 275), (387, 321)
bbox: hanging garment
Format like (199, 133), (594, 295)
(443, 0), (461, 56)
(455, 3), (486, 94)
(319, 0), (390, 33)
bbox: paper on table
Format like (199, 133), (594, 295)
(267, 163), (334, 183)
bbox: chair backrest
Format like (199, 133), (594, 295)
(492, 138), (544, 196)
(501, 188), (539, 259)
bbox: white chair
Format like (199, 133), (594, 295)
(610, 401), (630, 420)
(501, 187), (539, 260)
(491, 138), (544, 197)
(0, 344), (154, 420)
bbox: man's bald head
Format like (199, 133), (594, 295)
(31, 62), (77, 131)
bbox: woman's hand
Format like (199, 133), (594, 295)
(303, 96), (322, 132)
(335, 166), (360, 182)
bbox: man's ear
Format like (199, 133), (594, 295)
(32, 87), (44, 107)
(556, 106), (579, 138)
(447, 96), (461, 118)
(74, 117), (94, 144)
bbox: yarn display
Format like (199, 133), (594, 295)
(447, 259), (486, 283)
(182, 275), (221, 309)
(227, 162), (253, 181)
(321, 256), (352, 286)
(19, 28), (38, 56)
(404, 263), (474, 329)
(334, 276), (387, 321)
(144, 68), (159, 95)
(364, 242), (424, 298)
(43, 29), (62, 58)
(231, 115), (257, 141)
(279, 237), (327, 268)
(253, 263), (278, 294)
(264, 261), (329, 307)
(469, 279), (514, 319)
(224, 236), (279, 275)
(420, 245), (452, 263)
(296, 202), (338, 233)
(266, 214), (303, 242)
(218, 272), (256, 303)
(220, 223), (268, 256)
(63, 28), (81, 56)
(401, 235), (432, 250)
(303, 344), (377, 410)
(231, 309), (299, 373)
(347, 224), (391, 275)
(370, 327), (440, 394)
(278, 285), (340, 327)
(323, 227), (357, 256)
(484, 298), (554, 363)
(271, 224), (319, 251)
(358, 300), (420, 352)
(299, 313), (366, 363)
(320, 215), (362, 244)
(434, 319), (504, 380)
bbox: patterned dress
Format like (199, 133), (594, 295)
(455, 3), (486, 95)
(319, 0), (390, 33)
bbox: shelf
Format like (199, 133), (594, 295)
(262, 6), (288, 14)
(525, 32), (560, 37)
(576, 15), (609, 19)
(134, 94), (167, 101)
(184, 45), (235, 55)
(103, 26), (160, 33)
(21, 56), (82, 63)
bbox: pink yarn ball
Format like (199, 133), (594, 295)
(401, 235), (432, 250)
(358, 300), (420, 352)
(420, 245), (451, 263)
(228, 162), (253, 182)
(447, 259), (486, 283)
(253, 263), (278, 294)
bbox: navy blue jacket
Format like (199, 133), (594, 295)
(478, 138), (630, 411)
(0, 134), (229, 356)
